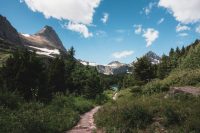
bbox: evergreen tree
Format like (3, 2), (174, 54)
(0, 49), (47, 100)
(133, 56), (155, 84)
(48, 57), (66, 94)
(157, 54), (171, 79)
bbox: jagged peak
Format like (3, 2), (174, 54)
(36, 25), (56, 35)
(108, 61), (122, 65)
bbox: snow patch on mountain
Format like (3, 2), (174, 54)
(21, 34), (31, 37)
(28, 46), (60, 58)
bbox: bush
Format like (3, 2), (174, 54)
(130, 86), (142, 94)
(95, 100), (153, 132)
(121, 105), (152, 129)
(0, 91), (22, 110)
(162, 69), (200, 87)
(0, 94), (94, 133)
(142, 80), (169, 94)
(95, 89), (200, 133)
(95, 93), (110, 105)
(164, 107), (182, 126)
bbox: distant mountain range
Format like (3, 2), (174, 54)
(79, 51), (161, 75)
(0, 14), (161, 75)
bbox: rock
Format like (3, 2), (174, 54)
(20, 25), (66, 51)
(0, 15), (21, 45)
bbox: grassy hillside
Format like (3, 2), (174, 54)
(95, 40), (200, 133)
(95, 89), (200, 132)
(0, 51), (10, 67)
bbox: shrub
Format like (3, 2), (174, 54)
(121, 105), (152, 129)
(164, 107), (182, 126)
(142, 80), (169, 94)
(0, 91), (23, 110)
(0, 95), (94, 133)
(130, 86), (142, 94)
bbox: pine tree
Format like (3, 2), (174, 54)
(133, 56), (155, 85)
(157, 54), (171, 79)
(1, 49), (47, 100)
(48, 57), (66, 94)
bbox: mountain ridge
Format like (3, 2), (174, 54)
(0, 15), (66, 53)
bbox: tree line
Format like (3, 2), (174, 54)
(0, 47), (104, 102)
(122, 39), (200, 87)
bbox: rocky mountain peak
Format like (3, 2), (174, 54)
(144, 51), (161, 64)
(108, 61), (123, 66)
(34, 25), (65, 50)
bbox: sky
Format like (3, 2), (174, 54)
(0, 0), (200, 64)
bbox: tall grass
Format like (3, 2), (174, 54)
(0, 92), (94, 133)
(95, 89), (200, 133)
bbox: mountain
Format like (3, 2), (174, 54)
(20, 25), (66, 51)
(0, 15), (66, 57)
(80, 60), (132, 75)
(144, 51), (161, 64)
(0, 15), (21, 45)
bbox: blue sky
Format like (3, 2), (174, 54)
(0, 0), (200, 64)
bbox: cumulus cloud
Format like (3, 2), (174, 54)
(143, 2), (156, 15)
(157, 18), (165, 24)
(112, 50), (134, 59)
(142, 28), (159, 47)
(64, 22), (93, 38)
(134, 25), (159, 47)
(176, 23), (190, 32)
(134, 25), (142, 35)
(196, 25), (200, 33)
(101, 13), (109, 24)
(158, 0), (200, 24)
(23, 0), (101, 37)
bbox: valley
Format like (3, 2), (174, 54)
(0, 13), (200, 133)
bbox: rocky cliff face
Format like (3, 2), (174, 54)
(80, 60), (132, 75)
(0, 15), (21, 45)
(144, 51), (161, 64)
(0, 15), (66, 54)
(20, 26), (66, 51)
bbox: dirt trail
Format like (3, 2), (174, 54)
(66, 106), (101, 133)
(112, 92), (118, 100)
(67, 91), (117, 133)
(170, 87), (200, 96)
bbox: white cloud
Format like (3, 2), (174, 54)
(24, 0), (101, 25)
(64, 22), (93, 38)
(178, 33), (188, 37)
(101, 13), (109, 24)
(143, 2), (156, 15)
(134, 25), (142, 35)
(142, 28), (159, 47)
(196, 25), (200, 33)
(158, 0), (200, 24)
(176, 23), (190, 32)
(112, 50), (134, 59)
(23, 0), (101, 37)
(157, 18), (165, 24)
(19, 0), (24, 3)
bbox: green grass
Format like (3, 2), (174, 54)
(95, 89), (200, 133)
(0, 92), (94, 133)
(0, 51), (10, 67)
(142, 68), (200, 95)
